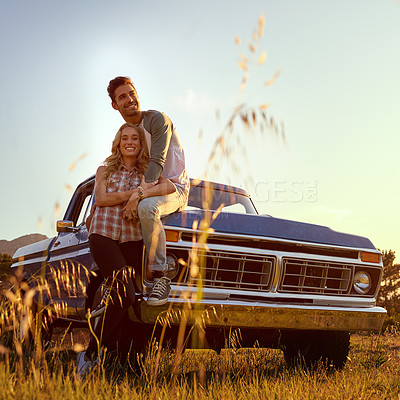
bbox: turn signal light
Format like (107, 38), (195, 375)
(165, 230), (180, 242)
(360, 251), (381, 264)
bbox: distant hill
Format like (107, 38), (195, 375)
(0, 234), (48, 257)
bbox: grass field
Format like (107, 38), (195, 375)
(1, 328), (400, 400)
(1, 260), (397, 399)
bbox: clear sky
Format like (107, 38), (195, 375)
(0, 0), (399, 258)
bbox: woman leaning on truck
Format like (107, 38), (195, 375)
(77, 122), (175, 375)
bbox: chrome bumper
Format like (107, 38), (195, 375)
(134, 298), (386, 332)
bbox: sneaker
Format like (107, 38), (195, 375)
(77, 351), (95, 377)
(147, 276), (171, 306)
(90, 282), (111, 318)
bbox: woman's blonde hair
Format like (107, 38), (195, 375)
(103, 123), (149, 182)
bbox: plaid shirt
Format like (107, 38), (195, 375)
(89, 166), (142, 243)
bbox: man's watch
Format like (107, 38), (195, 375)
(137, 186), (144, 200)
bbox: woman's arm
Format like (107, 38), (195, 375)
(94, 166), (138, 207)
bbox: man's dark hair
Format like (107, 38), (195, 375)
(107, 76), (136, 102)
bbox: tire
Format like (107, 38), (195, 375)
(20, 302), (54, 350)
(13, 281), (54, 350)
(89, 286), (152, 361)
(204, 328), (226, 353)
(281, 330), (350, 370)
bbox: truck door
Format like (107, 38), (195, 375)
(46, 178), (95, 319)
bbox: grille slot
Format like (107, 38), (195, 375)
(280, 258), (352, 294)
(193, 250), (275, 291)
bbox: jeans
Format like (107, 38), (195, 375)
(137, 188), (188, 274)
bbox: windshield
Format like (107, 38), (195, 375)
(187, 183), (257, 215)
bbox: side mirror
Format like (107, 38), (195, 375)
(56, 220), (79, 233)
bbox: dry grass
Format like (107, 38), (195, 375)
(2, 279), (398, 400)
(1, 328), (400, 399)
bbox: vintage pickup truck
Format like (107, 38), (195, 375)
(11, 176), (386, 368)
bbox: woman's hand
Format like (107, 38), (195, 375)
(123, 191), (140, 221)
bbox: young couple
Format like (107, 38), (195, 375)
(78, 76), (189, 373)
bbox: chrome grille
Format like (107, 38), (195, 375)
(279, 258), (352, 294)
(193, 250), (275, 291)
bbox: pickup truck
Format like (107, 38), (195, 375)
(11, 176), (386, 368)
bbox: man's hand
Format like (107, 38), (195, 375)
(140, 177), (158, 190)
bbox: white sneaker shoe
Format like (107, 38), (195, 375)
(77, 351), (100, 377)
(90, 282), (111, 318)
(77, 351), (93, 377)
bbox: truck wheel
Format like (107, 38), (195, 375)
(204, 330), (225, 353)
(12, 281), (54, 350)
(20, 301), (54, 350)
(282, 330), (350, 370)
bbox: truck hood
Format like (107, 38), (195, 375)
(12, 237), (55, 260)
(163, 210), (376, 250)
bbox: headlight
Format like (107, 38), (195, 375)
(166, 253), (179, 280)
(353, 270), (371, 294)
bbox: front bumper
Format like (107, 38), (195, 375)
(134, 298), (386, 332)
